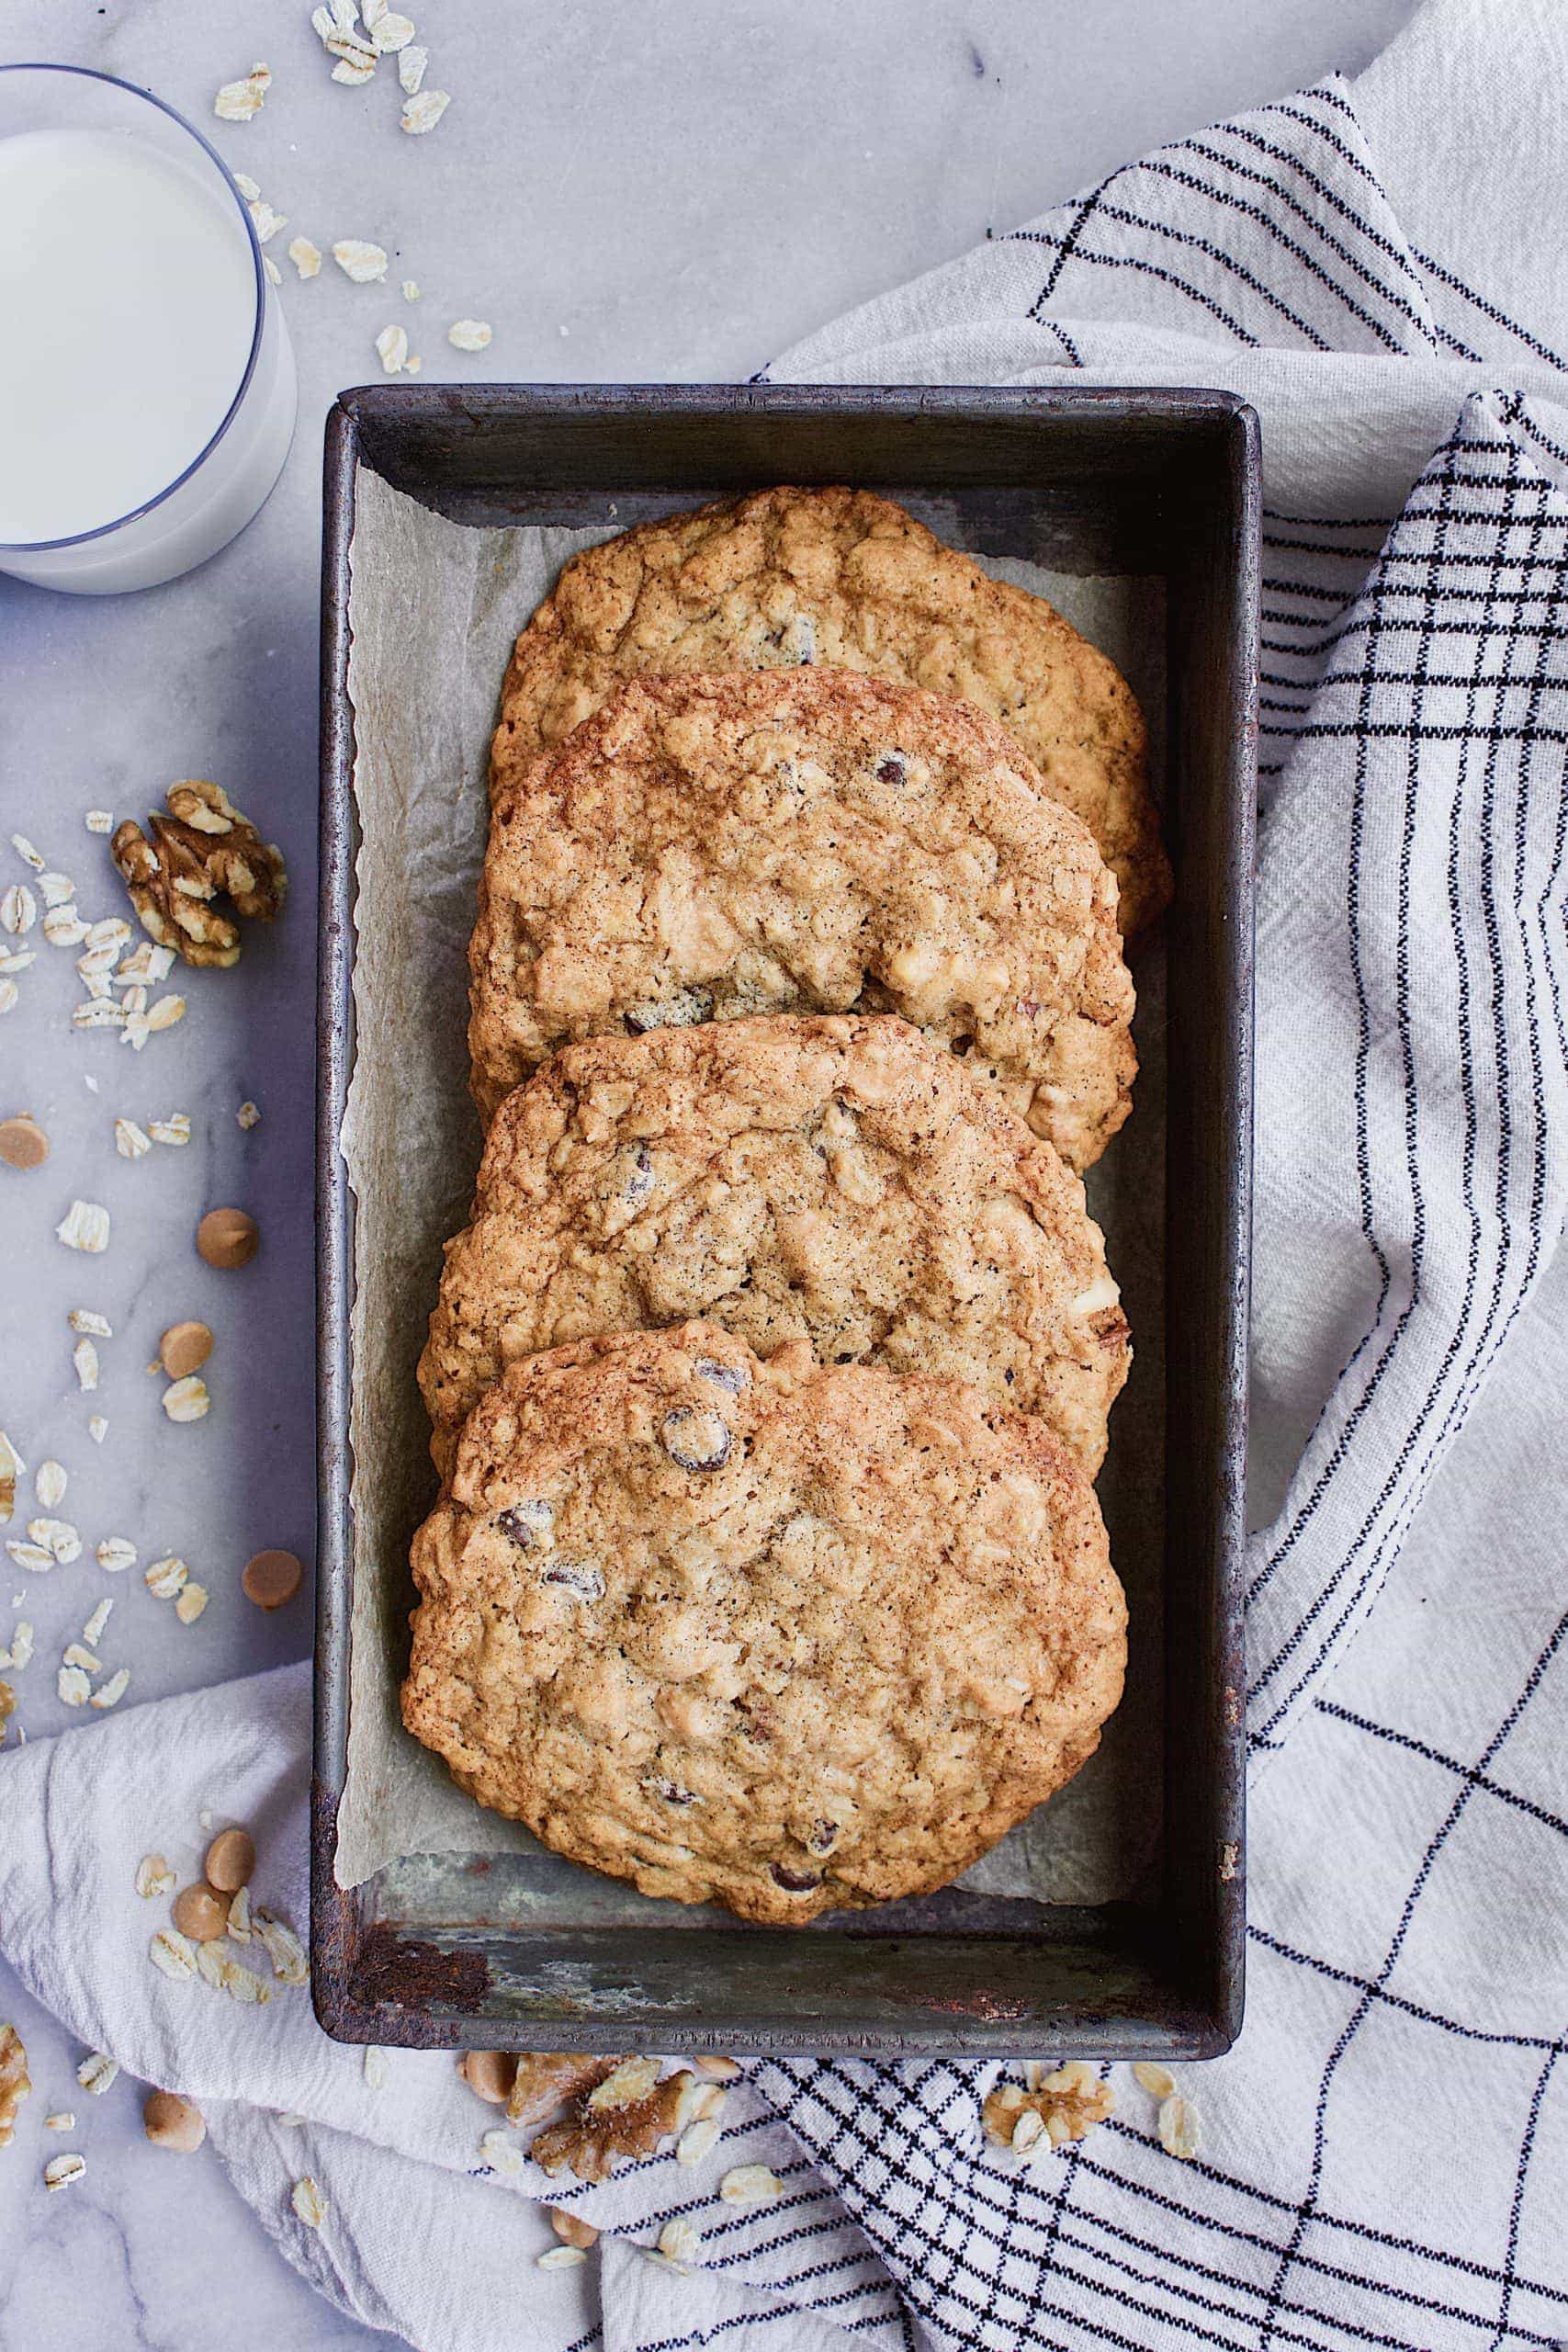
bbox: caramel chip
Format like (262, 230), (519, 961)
(459, 2049), (516, 2106)
(242, 1548), (303, 1611)
(205, 1827), (255, 1893)
(197, 1207), (258, 1269)
(172, 1883), (231, 1943)
(0, 1116), (49, 1171)
(143, 2089), (206, 2152)
(160, 1320), (214, 1380)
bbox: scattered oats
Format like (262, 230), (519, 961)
(87, 1417), (108, 1446)
(43, 905), (90, 946)
(148, 1114), (191, 1147)
(310, 5), (338, 40)
(233, 171), (262, 201)
(82, 1599), (113, 1646)
(164, 1377), (211, 1424)
(44, 2112), (74, 2131)
(70, 1309), (112, 1339)
(292, 2177), (328, 2228)
(0, 1622), (32, 1670)
(85, 810), (116, 835)
(77, 2052), (119, 2096)
(400, 87), (450, 133)
(360, 0), (386, 23)
(144, 1555), (188, 1600)
(288, 237), (321, 280)
(537, 2245), (586, 2270)
(248, 198), (288, 244)
(0, 951), (33, 976)
(694, 2055), (741, 2081)
(1158, 2093), (1201, 2162)
(117, 941), (174, 986)
(331, 51), (378, 85)
(175, 1582), (209, 1625)
(693, 2084), (728, 2122)
(404, 354), (422, 374)
(97, 1538), (137, 1574)
(136, 1853), (176, 1899)
(333, 239), (389, 283)
(114, 1119), (152, 1163)
(62, 1643), (100, 1673)
(0, 1431), (23, 1524)
(227, 1885), (253, 1941)
(57, 1663), (92, 1706)
(120, 988), (148, 1019)
(658, 2219), (702, 2267)
(1134, 2062), (1177, 2098)
(86, 917), (130, 952)
(35, 1462), (67, 1510)
(237, 1100), (262, 1129)
(401, 279), (421, 301)
(74, 998), (127, 1029)
(30, 1518), (81, 1564)
(264, 254), (282, 287)
(11, 835), (45, 871)
(254, 1909), (308, 1985)
(363, 2044), (388, 2088)
(44, 2152), (86, 2190)
(198, 1809), (214, 1832)
(223, 1959), (273, 2006)
(193, 1941), (228, 1992)
(0, 979), (17, 1017)
(398, 43), (427, 92)
(376, 322), (410, 374)
(372, 11), (415, 50)
(1, 885), (36, 934)
(38, 872), (74, 909)
(144, 992), (186, 1033)
(57, 1200), (110, 1253)
(447, 318), (492, 354)
(719, 2164), (782, 2206)
(91, 1668), (130, 1711)
(676, 2114), (719, 2167)
(214, 63), (271, 121)
(150, 1928), (198, 1981)
(481, 2129), (524, 2177)
(5, 1542), (53, 1573)
(73, 1340), (99, 1393)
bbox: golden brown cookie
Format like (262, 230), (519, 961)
(491, 485), (1168, 933)
(422, 1012), (1129, 1479)
(402, 1322), (1126, 1923)
(468, 670), (1137, 1170)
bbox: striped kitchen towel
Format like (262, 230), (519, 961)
(2, 4), (1565, 2347)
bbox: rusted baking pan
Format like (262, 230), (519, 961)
(314, 384), (1257, 2057)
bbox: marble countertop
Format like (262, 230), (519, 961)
(0, 1), (1416, 2345)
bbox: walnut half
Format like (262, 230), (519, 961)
(983, 2061), (1114, 2152)
(527, 2056), (699, 2183)
(111, 780), (287, 969)
(0, 2023), (30, 2148)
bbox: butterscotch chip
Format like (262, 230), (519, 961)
(204, 1827), (255, 1892)
(0, 1116), (49, 1170)
(143, 2090), (206, 2152)
(491, 485), (1168, 933)
(160, 1320), (214, 1380)
(172, 1883), (231, 1942)
(468, 671), (1136, 1170)
(459, 2050), (516, 2105)
(242, 1548), (302, 1610)
(402, 1321), (1126, 1923)
(548, 2206), (599, 2248)
(421, 1014), (1129, 1480)
(197, 1208), (258, 1268)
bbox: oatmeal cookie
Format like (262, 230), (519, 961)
(490, 485), (1168, 933)
(468, 670), (1136, 1170)
(422, 1013), (1129, 1478)
(401, 1321), (1127, 1924)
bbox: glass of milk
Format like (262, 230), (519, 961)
(0, 64), (297, 594)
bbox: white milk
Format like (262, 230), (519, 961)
(0, 126), (296, 590)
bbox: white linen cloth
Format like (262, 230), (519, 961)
(5, 2), (1568, 2345)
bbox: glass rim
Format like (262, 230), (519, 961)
(0, 61), (267, 555)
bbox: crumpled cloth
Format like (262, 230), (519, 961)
(5, 2), (1568, 2346)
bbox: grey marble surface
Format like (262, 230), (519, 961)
(0, 2), (1416, 2346)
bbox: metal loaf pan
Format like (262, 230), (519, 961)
(314, 384), (1258, 2057)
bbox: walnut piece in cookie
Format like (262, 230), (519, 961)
(111, 781), (287, 969)
(0, 2023), (29, 2146)
(527, 2056), (697, 2183)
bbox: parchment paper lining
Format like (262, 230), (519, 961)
(336, 468), (1166, 1911)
